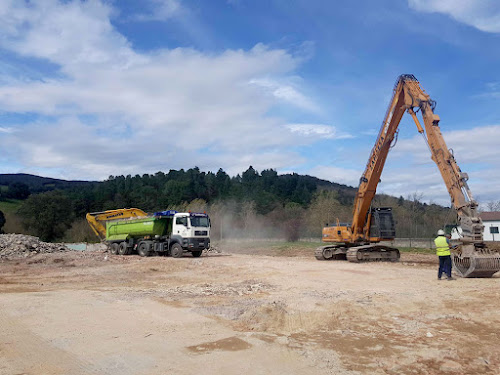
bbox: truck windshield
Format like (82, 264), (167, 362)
(190, 216), (210, 227)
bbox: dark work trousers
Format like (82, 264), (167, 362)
(438, 255), (452, 279)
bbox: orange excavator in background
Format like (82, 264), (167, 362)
(315, 74), (500, 278)
(86, 208), (148, 240)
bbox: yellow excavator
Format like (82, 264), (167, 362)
(315, 74), (500, 278)
(86, 208), (148, 240)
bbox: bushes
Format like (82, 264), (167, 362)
(18, 190), (74, 242)
(62, 218), (99, 243)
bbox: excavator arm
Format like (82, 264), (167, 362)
(402, 77), (482, 242)
(86, 208), (148, 240)
(352, 74), (482, 242)
(351, 75), (412, 239)
(318, 74), (500, 277)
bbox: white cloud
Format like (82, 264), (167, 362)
(249, 77), (319, 112)
(0, 126), (13, 133)
(286, 124), (353, 139)
(393, 125), (500, 164)
(132, 0), (182, 22)
(475, 81), (500, 99)
(0, 0), (322, 180)
(408, 0), (500, 33)
(0, 0), (138, 69)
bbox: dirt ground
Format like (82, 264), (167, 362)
(0, 244), (499, 375)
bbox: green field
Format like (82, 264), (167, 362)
(0, 199), (22, 214)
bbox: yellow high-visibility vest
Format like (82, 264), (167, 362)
(434, 236), (450, 256)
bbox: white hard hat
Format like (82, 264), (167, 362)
(437, 229), (445, 236)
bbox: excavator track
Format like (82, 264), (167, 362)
(314, 246), (347, 261)
(346, 245), (400, 263)
(315, 245), (399, 262)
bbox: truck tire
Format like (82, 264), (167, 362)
(110, 243), (119, 255)
(118, 242), (130, 256)
(191, 250), (202, 258)
(170, 243), (184, 258)
(137, 242), (151, 257)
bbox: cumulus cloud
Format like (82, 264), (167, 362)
(0, 0), (137, 68)
(408, 0), (500, 33)
(0, 0), (320, 180)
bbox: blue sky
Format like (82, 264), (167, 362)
(0, 0), (499, 206)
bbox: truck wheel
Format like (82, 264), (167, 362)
(110, 243), (119, 255)
(191, 250), (202, 258)
(170, 243), (184, 258)
(118, 242), (130, 255)
(137, 242), (151, 257)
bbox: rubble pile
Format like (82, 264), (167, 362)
(0, 234), (69, 260)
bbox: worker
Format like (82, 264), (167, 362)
(434, 229), (454, 280)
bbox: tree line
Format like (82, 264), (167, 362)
(0, 167), (462, 242)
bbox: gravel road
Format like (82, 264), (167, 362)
(0, 248), (499, 375)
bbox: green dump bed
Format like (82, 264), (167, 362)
(106, 216), (171, 242)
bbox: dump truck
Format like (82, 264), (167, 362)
(316, 74), (500, 278)
(86, 209), (211, 257)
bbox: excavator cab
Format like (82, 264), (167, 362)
(368, 207), (396, 242)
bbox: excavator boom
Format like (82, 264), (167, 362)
(317, 74), (500, 277)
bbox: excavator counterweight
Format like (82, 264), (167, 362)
(316, 74), (500, 278)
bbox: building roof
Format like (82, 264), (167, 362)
(480, 211), (500, 221)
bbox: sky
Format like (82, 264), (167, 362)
(0, 0), (499, 206)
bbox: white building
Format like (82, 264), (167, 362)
(480, 212), (500, 242)
(449, 211), (500, 242)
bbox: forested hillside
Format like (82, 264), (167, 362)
(0, 167), (453, 242)
(0, 173), (92, 195)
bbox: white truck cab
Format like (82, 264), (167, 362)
(154, 210), (211, 256)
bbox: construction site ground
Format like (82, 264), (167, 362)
(1, 242), (499, 375)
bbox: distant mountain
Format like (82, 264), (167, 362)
(0, 173), (95, 193)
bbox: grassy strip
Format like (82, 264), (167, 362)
(397, 247), (435, 254)
(0, 199), (22, 213)
(219, 240), (436, 257)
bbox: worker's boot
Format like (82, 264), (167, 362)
(447, 276), (456, 281)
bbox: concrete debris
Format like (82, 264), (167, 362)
(166, 280), (271, 298)
(0, 234), (69, 260)
(206, 245), (221, 253)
